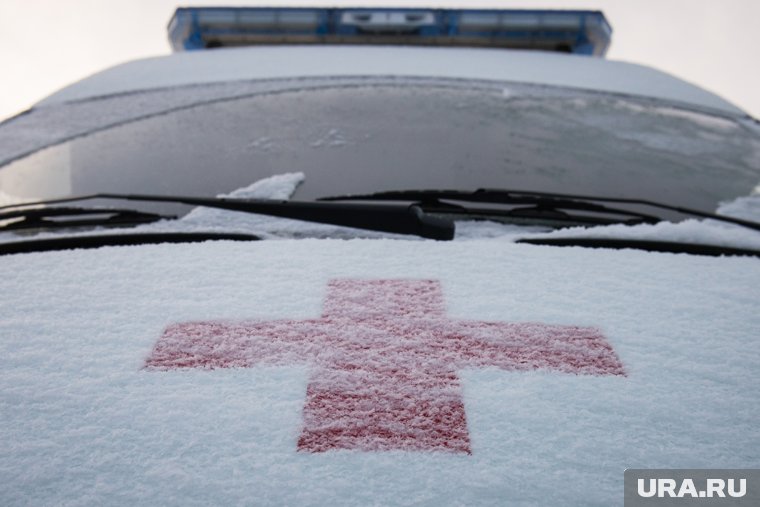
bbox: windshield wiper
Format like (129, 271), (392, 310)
(0, 206), (174, 232)
(319, 188), (760, 233)
(0, 232), (261, 256)
(0, 193), (455, 241)
(516, 237), (760, 258)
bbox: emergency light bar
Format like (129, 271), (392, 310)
(168, 7), (612, 56)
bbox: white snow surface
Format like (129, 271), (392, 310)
(37, 46), (745, 117)
(177, 172), (305, 233)
(1, 238), (758, 506)
(717, 194), (760, 221)
(523, 194), (760, 250)
(0, 190), (25, 207)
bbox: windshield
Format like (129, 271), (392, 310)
(1, 77), (759, 218)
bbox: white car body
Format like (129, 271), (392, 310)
(1, 16), (759, 506)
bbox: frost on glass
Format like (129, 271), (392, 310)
(1, 77), (758, 215)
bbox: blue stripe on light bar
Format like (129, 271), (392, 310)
(168, 7), (612, 57)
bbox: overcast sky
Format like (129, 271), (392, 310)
(1, 0), (758, 121)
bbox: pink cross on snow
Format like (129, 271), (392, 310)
(146, 279), (625, 454)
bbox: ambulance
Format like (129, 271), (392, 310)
(1, 7), (758, 506)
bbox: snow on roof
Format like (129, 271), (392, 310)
(38, 46), (745, 117)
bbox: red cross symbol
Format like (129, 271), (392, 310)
(146, 279), (625, 454)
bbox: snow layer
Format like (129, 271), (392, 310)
(38, 46), (745, 117)
(0, 190), (25, 207)
(178, 172), (304, 232)
(525, 194), (760, 250)
(1, 238), (758, 506)
(717, 194), (760, 221)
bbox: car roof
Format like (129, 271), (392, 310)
(37, 45), (745, 117)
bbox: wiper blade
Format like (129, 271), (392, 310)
(0, 206), (174, 232)
(0, 232), (260, 256)
(0, 193), (455, 241)
(517, 237), (760, 258)
(320, 188), (760, 232)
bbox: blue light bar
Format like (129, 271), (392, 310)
(168, 7), (612, 57)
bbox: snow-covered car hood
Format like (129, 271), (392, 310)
(1, 236), (758, 505)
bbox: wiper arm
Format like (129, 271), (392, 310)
(320, 188), (760, 233)
(0, 206), (174, 232)
(0, 193), (455, 241)
(321, 189), (661, 227)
